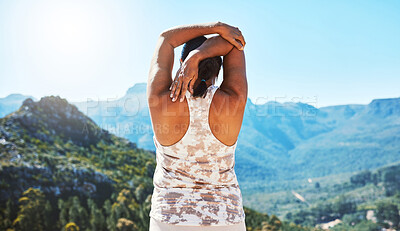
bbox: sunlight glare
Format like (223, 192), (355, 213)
(38, 3), (96, 55)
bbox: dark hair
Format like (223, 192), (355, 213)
(181, 36), (222, 98)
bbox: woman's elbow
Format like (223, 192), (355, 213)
(159, 30), (177, 48)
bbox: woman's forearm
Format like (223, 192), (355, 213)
(188, 35), (235, 63)
(160, 21), (223, 48)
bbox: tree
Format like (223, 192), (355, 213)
(58, 196), (89, 230)
(13, 187), (46, 231)
(65, 222), (80, 231)
(58, 199), (69, 228)
(350, 170), (371, 186)
(68, 196), (89, 230)
(104, 199), (116, 231)
(116, 218), (136, 231)
(88, 198), (105, 231)
(44, 200), (55, 230)
(134, 185), (146, 203)
(376, 201), (400, 229)
(260, 215), (283, 231)
(137, 195), (152, 231)
(105, 190), (136, 231)
(331, 195), (356, 217)
(2, 198), (16, 230)
(382, 167), (400, 196)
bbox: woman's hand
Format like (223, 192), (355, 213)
(217, 22), (246, 51)
(168, 22), (246, 103)
(169, 52), (200, 102)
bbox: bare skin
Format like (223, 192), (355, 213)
(147, 22), (248, 146)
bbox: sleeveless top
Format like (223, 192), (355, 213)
(149, 84), (245, 226)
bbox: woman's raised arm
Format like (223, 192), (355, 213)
(147, 22), (245, 100)
(169, 35), (236, 102)
(161, 21), (245, 50)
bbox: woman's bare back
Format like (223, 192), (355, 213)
(151, 87), (246, 147)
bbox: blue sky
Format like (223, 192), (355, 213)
(1, 0), (399, 107)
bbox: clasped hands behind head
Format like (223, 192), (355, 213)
(169, 22), (246, 103)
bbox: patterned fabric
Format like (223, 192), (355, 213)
(150, 84), (245, 226)
(149, 217), (246, 231)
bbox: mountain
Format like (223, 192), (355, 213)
(288, 98), (400, 179)
(0, 95), (155, 192)
(0, 95), (310, 231)
(73, 83), (154, 150)
(0, 95), (156, 230)
(0, 94), (35, 118)
(70, 83), (400, 192)
(2, 84), (399, 195)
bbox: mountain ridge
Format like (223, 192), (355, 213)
(1, 84), (399, 194)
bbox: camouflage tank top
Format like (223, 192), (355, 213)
(149, 84), (245, 226)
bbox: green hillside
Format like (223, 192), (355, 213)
(0, 96), (156, 230)
(247, 163), (400, 230)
